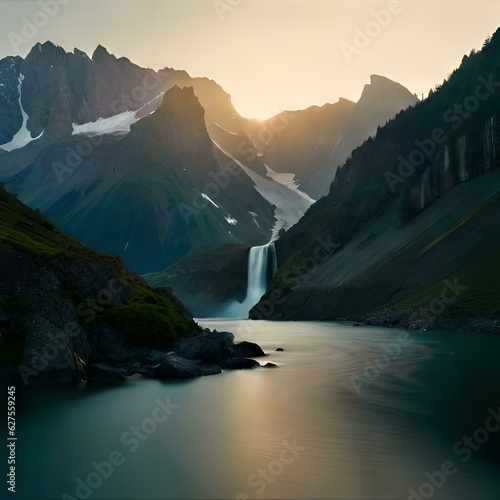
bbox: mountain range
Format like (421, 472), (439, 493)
(0, 41), (416, 275)
(1, 30), (500, 383)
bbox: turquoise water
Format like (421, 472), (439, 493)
(10, 320), (500, 499)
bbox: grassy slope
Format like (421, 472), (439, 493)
(0, 184), (199, 362)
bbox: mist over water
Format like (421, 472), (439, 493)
(14, 321), (500, 499)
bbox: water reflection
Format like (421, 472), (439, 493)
(13, 320), (500, 499)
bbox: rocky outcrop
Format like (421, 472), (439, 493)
(220, 358), (260, 370)
(174, 329), (236, 363)
(0, 56), (23, 144)
(147, 353), (223, 380)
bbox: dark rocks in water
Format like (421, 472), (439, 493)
(275, 347), (285, 352)
(87, 364), (125, 384)
(149, 353), (222, 380)
(220, 358), (260, 370)
(233, 341), (265, 358)
(175, 329), (235, 363)
(264, 362), (278, 368)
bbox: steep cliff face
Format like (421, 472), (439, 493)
(0, 183), (200, 383)
(251, 30), (500, 329)
(0, 42), (188, 143)
(0, 56), (23, 144)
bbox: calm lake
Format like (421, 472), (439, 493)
(12, 320), (500, 499)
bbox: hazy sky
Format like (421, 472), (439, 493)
(0, 1), (499, 119)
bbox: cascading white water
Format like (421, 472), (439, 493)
(245, 244), (271, 307)
(219, 242), (277, 318)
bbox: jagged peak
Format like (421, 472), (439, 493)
(28, 41), (62, 57)
(73, 48), (90, 60)
(153, 85), (206, 124)
(359, 74), (417, 103)
(161, 85), (198, 106)
(369, 74), (395, 86)
(159, 66), (191, 78)
(92, 44), (112, 61)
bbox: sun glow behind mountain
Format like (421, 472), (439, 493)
(1, 1), (500, 119)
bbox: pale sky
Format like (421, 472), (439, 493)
(0, 0), (499, 119)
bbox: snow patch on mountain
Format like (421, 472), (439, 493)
(201, 193), (219, 208)
(264, 164), (315, 204)
(72, 110), (139, 136)
(214, 122), (238, 136)
(224, 214), (238, 225)
(1, 75), (44, 152)
(212, 140), (314, 239)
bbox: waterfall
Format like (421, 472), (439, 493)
(218, 242), (277, 318)
(244, 243), (277, 308)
